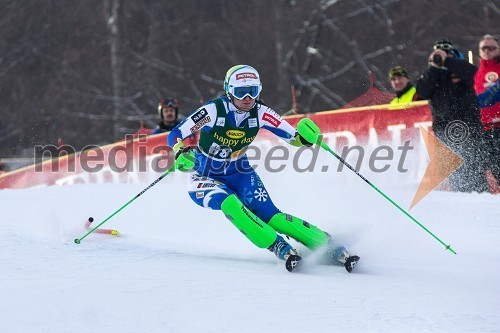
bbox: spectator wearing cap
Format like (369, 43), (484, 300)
(152, 98), (181, 134)
(389, 66), (420, 104)
(474, 34), (500, 185)
(416, 38), (489, 193)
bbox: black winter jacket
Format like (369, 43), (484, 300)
(416, 58), (482, 134)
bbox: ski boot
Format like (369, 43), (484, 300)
(322, 245), (360, 273)
(268, 235), (302, 272)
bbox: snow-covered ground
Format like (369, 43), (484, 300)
(1, 156), (499, 333)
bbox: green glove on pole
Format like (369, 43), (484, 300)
(74, 164), (176, 244)
(296, 118), (457, 255)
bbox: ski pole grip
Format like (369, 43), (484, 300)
(297, 118), (322, 145)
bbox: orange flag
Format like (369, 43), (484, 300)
(409, 127), (463, 210)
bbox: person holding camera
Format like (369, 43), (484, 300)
(416, 38), (489, 193)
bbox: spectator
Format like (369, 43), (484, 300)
(151, 98), (180, 134)
(416, 38), (489, 193)
(388, 66), (420, 104)
(474, 34), (500, 185)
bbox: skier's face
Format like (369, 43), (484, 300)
(233, 95), (255, 111)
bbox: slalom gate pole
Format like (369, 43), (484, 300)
(85, 217), (119, 236)
(74, 164), (176, 244)
(318, 140), (457, 254)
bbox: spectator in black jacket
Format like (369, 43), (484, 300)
(416, 39), (489, 193)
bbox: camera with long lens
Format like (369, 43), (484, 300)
(432, 54), (444, 66)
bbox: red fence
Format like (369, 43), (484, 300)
(0, 101), (434, 189)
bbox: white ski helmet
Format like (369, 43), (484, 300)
(223, 65), (262, 101)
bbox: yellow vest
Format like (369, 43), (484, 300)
(390, 86), (417, 104)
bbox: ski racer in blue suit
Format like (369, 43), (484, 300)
(167, 65), (359, 272)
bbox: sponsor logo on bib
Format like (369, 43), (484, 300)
(226, 130), (245, 139)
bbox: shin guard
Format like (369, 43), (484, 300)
(268, 213), (330, 250)
(221, 194), (277, 248)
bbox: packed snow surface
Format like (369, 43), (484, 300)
(1, 163), (499, 332)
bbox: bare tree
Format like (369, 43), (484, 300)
(105, 0), (123, 138)
(0, 0), (498, 162)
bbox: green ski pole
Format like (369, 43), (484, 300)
(74, 164), (176, 244)
(297, 118), (457, 254)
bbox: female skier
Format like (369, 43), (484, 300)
(167, 65), (359, 272)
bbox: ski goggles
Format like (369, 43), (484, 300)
(433, 42), (454, 52)
(230, 85), (261, 100)
(162, 99), (179, 108)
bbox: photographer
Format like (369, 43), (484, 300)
(416, 39), (489, 193)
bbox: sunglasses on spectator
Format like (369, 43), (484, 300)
(480, 45), (498, 52)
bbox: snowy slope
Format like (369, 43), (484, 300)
(1, 160), (499, 333)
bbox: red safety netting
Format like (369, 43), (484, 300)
(341, 72), (395, 108)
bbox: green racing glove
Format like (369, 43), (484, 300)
(289, 132), (314, 147)
(173, 138), (196, 172)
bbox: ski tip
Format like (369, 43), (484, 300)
(74, 238), (81, 244)
(285, 254), (302, 272)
